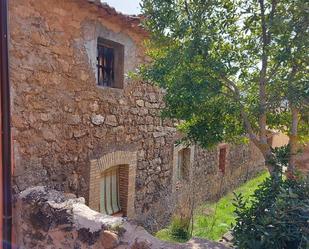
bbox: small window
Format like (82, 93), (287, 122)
(97, 38), (124, 88)
(219, 147), (227, 174)
(177, 148), (191, 181)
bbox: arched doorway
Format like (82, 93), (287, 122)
(89, 151), (137, 219)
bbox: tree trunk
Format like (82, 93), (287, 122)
(288, 107), (299, 175)
(263, 147), (276, 174)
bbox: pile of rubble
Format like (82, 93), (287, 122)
(14, 186), (230, 249)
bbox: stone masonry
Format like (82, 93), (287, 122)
(9, 0), (265, 233)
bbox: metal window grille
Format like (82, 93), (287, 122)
(97, 43), (115, 87)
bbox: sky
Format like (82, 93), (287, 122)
(103, 0), (141, 15)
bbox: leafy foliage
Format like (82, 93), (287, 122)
(193, 171), (269, 240)
(156, 171), (269, 242)
(267, 144), (290, 174)
(140, 0), (309, 151)
(233, 175), (309, 249)
(169, 216), (191, 241)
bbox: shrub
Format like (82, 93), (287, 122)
(169, 216), (191, 241)
(233, 175), (309, 249)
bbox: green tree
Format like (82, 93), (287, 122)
(140, 0), (309, 174)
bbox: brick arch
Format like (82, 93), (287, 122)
(89, 151), (137, 219)
(95, 151), (137, 173)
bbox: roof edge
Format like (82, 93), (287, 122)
(85, 0), (147, 36)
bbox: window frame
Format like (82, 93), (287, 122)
(172, 145), (195, 192)
(177, 148), (191, 181)
(97, 37), (124, 89)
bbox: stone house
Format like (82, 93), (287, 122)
(9, 0), (265, 232)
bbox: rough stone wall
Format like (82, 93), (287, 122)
(191, 142), (265, 205)
(9, 0), (176, 230)
(9, 0), (265, 233)
(170, 142), (265, 218)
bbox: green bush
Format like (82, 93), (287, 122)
(233, 175), (309, 249)
(169, 216), (191, 241)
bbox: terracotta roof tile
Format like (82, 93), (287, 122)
(85, 0), (147, 36)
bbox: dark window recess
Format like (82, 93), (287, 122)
(97, 38), (124, 88)
(219, 147), (227, 174)
(97, 45), (114, 87)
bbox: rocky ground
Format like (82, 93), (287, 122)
(14, 186), (230, 249)
(119, 222), (230, 249)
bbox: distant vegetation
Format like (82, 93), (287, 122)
(156, 171), (269, 242)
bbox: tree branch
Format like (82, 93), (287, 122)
(266, 63), (280, 82)
(268, 0), (278, 42)
(288, 106), (299, 174)
(220, 76), (260, 146)
(184, 0), (192, 21)
(263, 0), (279, 84)
(258, 0), (269, 146)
